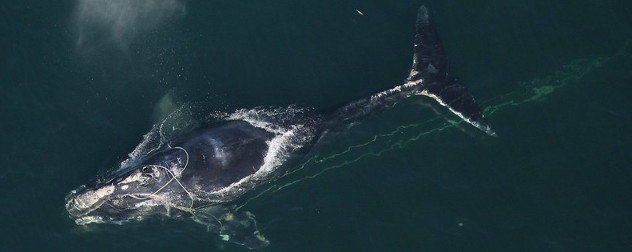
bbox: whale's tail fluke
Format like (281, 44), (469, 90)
(407, 6), (496, 136)
(324, 6), (496, 136)
(408, 6), (445, 82)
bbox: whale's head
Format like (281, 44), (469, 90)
(65, 149), (193, 225)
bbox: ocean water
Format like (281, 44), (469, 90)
(1, 0), (632, 251)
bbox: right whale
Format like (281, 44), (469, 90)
(322, 6), (496, 136)
(65, 5), (495, 249)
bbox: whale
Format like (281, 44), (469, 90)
(65, 6), (495, 249)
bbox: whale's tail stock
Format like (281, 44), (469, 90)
(325, 6), (496, 136)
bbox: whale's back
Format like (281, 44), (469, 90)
(176, 121), (275, 191)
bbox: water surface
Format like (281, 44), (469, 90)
(1, 0), (631, 251)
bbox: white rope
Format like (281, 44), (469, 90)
(130, 146), (195, 211)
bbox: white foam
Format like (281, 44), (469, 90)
(419, 90), (497, 136)
(119, 124), (161, 170)
(118, 105), (195, 173)
(371, 79), (423, 101)
(210, 107), (313, 197)
(115, 106), (314, 199)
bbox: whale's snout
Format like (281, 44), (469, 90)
(65, 184), (115, 224)
(64, 162), (184, 225)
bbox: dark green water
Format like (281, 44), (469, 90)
(2, 0), (632, 251)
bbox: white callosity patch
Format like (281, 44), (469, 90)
(120, 171), (143, 184)
(116, 168), (159, 187)
(67, 185), (115, 221)
(74, 185), (114, 210)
